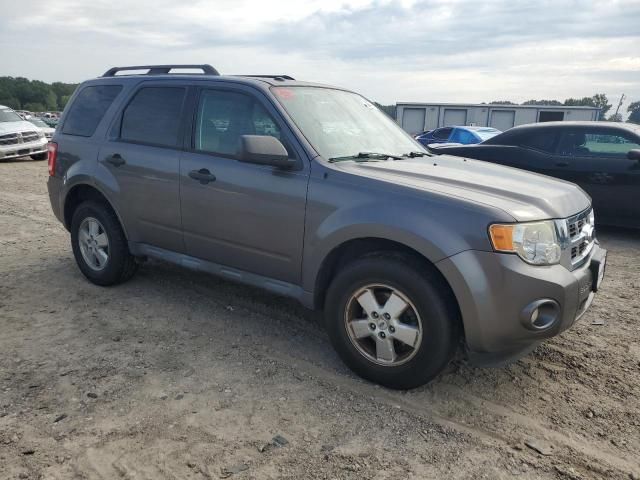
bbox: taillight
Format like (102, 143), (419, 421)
(47, 142), (58, 176)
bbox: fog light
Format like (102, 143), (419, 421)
(520, 299), (560, 331)
(531, 308), (539, 323)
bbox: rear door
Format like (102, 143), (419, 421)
(179, 84), (309, 284)
(554, 128), (640, 224)
(98, 83), (187, 252)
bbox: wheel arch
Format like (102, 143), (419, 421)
(63, 183), (128, 239)
(312, 237), (463, 334)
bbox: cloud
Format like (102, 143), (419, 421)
(1, 0), (638, 110)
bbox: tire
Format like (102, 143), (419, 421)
(31, 152), (47, 161)
(324, 254), (459, 389)
(70, 200), (138, 286)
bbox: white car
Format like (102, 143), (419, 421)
(27, 117), (56, 140)
(0, 105), (48, 161)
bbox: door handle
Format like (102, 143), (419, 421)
(106, 154), (126, 167)
(556, 161), (569, 167)
(189, 168), (216, 184)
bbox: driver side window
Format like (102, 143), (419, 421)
(557, 130), (640, 158)
(195, 90), (282, 158)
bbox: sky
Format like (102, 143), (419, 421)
(1, 0), (638, 113)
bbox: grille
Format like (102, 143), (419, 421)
(567, 209), (594, 267)
(0, 133), (20, 146)
(21, 131), (40, 142)
(568, 218), (585, 237)
(0, 131), (41, 146)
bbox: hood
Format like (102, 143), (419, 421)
(0, 120), (40, 135)
(334, 155), (590, 222)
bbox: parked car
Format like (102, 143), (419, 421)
(428, 121), (640, 228)
(16, 110), (33, 120)
(416, 126), (501, 147)
(47, 65), (606, 389)
(27, 117), (55, 139)
(0, 105), (48, 161)
(41, 116), (59, 128)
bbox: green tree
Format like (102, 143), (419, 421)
(607, 113), (622, 122)
(592, 93), (611, 120)
(24, 102), (46, 112)
(489, 100), (517, 105)
(563, 97), (595, 107)
(628, 101), (640, 124)
(0, 76), (78, 111)
(374, 102), (397, 119)
(0, 96), (20, 109)
(522, 99), (563, 105)
(60, 95), (72, 109)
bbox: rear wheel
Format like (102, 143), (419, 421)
(70, 201), (138, 286)
(325, 255), (459, 389)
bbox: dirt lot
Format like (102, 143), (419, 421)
(1, 158), (639, 480)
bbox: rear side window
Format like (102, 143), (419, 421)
(62, 85), (122, 137)
(433, 128), (452, 140)
(120, 87), (186, 147)
(520, 131), (558, 152)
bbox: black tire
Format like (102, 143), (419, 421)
(70, 201), (138, 286)
(324, 254), (459, 389)
(31, 152), (47, 161)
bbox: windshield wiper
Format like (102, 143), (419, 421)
(328, 152), (402, 163)
(402, 151), (432, 158)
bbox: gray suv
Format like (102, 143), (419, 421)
(47, 65), (606, 389)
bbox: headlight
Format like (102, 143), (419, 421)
(37, 130), (45, 139)
(489, 220), (561, 265)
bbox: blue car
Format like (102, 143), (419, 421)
(415, 126), (501, 147)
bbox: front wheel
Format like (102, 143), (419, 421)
(324, 255), (459, 389)
(31, 152), (47, 161)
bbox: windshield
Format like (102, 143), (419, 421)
(0, 108), (23, 123)
(272, 87), (425, 159)
(28, 118), (49, 128)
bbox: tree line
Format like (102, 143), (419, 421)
(0, 77), (78, 112)
(2, 77), (638, 124)
(489, 93), (639, 123)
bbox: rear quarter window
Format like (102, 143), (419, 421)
(62, 85), (123, 137)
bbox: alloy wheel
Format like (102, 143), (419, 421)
(344, 284), (423, 366)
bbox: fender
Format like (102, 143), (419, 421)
(61, 159), (129, 239)
(301, 195), (498, 295)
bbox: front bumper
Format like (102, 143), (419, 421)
(437, 242), (606, 365)
(0, 137), (47, 160)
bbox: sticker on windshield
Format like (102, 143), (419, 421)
(362, 101), (374, 109)
(274, 88), (295, 100)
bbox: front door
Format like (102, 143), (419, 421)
(179, 86), (309, 284)
(98, 84), (187, 252)
(554, 128), (640, 224)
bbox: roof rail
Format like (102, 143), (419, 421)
(242, 75), (295, 81)
(102, 64), (220, 77)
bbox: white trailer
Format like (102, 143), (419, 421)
(396, 102), (600, 135)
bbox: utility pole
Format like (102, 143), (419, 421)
(614, 93), (626, 118)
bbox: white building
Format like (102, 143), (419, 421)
(396, 102), (600, 135)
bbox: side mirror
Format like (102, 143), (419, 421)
(627, 149), (640, 161)
(239, 135), (295, 168)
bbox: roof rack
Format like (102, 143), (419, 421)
(242, 75), (295, 81)
(102, 64), (220, 77)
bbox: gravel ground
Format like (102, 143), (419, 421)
(1, 157), (639, 480)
